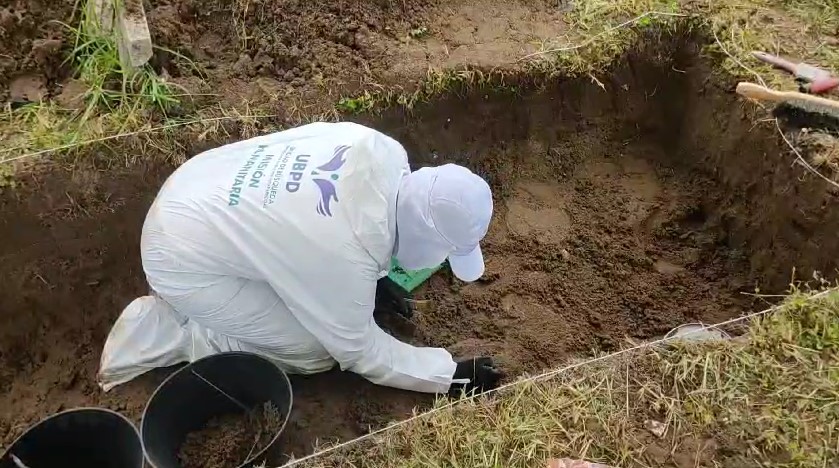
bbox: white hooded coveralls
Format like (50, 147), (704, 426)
(98, 122), (457, 393)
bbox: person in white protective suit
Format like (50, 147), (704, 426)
(98, 121), (503, 395)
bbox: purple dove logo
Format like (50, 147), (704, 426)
(311, 145), (351, 217)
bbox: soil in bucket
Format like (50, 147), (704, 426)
(178, 402), (284, 468)
(141, 352), (292, 468)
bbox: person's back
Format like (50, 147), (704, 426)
(143, 122), (403, 281)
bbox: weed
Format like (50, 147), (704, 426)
(233, 0), (255, 50)
(335, 68), (515, 116)
(336, 93), (377, 114)
(409, 26), (430, 39)
(0, 164), (17, 189)
(62, 0), (185, 117)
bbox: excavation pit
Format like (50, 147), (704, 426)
(1, 38), (837, 463)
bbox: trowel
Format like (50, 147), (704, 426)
(387, 258), (442, 317)
(405, 298), (435, 315)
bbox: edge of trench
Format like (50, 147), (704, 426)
(1, 27), (838, 465)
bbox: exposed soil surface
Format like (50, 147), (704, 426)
(145, 0), (564, 110)
(418, 150), (748, 377)
(145, 0), (436, 107)
(0, 0), (75, 103)
(1, 0), (564, 110)
(3, 19), (839, 468)
(178, 402), (283, 468)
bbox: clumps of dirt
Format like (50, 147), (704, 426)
(0, 0), (75, 103)
(178, 402), (284, 468)
(146, 0), (437, 104)
(1, 0), (438, 106)
(413, 136), (751, 378)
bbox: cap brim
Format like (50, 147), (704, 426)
(448, 245), (484, 282)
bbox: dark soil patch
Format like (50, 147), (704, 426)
(0, 0), (75, 103)
(1, 0), (438, 107)
(2, 36), (838, 464)
(146, 0), (438, 108)
(0, 0), (566, 136)
(178, 402), (283, 468)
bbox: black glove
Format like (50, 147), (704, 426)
(450, 357), (503, 397)
(374, 276), (412, 319)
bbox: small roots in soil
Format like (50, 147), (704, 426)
(178, 402), (283, 468)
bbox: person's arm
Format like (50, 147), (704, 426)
(253, 246), (456, 393)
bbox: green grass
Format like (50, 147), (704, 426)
(64, 0), (190, 117)
(293, 288), (839, 467)
(0, 0), (193, 166)
(65, 11), (166, 117)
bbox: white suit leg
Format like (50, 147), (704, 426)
(149, 273), (336, 374)
(99, 273), (336, 391)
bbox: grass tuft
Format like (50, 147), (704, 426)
(62, 0), (185, 117)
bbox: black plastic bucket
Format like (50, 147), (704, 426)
(141, 352), (293, 468)
(0, 408), (143, 468)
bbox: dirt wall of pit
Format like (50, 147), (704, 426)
(363, 37), (839, 292)
(2, 36), (838, 459)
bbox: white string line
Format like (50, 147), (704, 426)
(712, 26), (768, 89)
(516, 11), (689, 62)
(278, 287), (836, 467)
(0, 114), (278, 165)
(774, 119), (839, 191)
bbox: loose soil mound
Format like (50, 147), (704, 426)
(2, 37), (839, 463)
(1, 0), (565, 111)
(178, 402), (283, 468)
(0, 0), (437, 105)
(148, 0), (436, 90)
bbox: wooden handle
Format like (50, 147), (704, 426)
(736, 82), (787, 102)
(737, 82), (839, 112)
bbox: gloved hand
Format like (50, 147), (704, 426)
(374, 276), (412, 319)
(449, 357), (503, 396)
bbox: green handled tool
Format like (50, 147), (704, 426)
(381, 258), (444, 317)
(387, 258), (445, 293)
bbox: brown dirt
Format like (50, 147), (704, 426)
(1, 0), (563, 111)
(143, 0), (567, 115)
(145, 0), (441, 109)
(0, 0), (74, 103)
(178, 402), (283, 468)
(364, 43), (756, 377)
(144, 0), (563, 99)
(2, 30), (839, 468)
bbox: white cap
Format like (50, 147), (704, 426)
(395, 164), (493, 282)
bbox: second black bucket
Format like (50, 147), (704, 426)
(141, 352), (293, 468)
(0, 408), (143, 468)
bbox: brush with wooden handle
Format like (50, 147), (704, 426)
(736, 82), (839, 119)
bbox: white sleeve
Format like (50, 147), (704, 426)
(262, 255), (457, 394)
